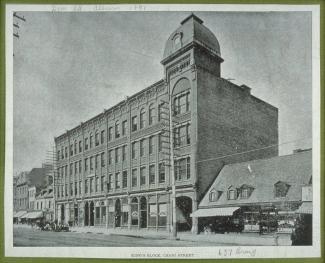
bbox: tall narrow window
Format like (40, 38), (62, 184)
(115, 172), (121, 189)
(95, 177), (99, 192)
(90, 156), (94, 171)
(85, 179), (88, 193)
(95, 131), (99, 146)
(101, 152), (105, 167)
(149, 136), (154, 154)
(95, 154), (99, 169)
(108, 174), (112, 191)
(74, 162), (78, 174)
(90, 178), (93, 193)
(149, 164), (155, 184)
(108, 127), (113, 141)
(89, 133), (93, 149)
(74, 141), (77, 155)
(158, 134), (163, 152)
(132, 116), (137, 132)
(122, 171), (128, 188)
(100, 130), (105, 144)
(85, 138), (88, 150)
(140, 108), (146, 129)
(115, 148), (120, 163)
(140, 139), (145, 157)
(70, 144), (73, 156)
(79, 160), (82, 173)
(140, 166), (146, 186)
(79, 141), (82, 153)
(101, 176), (104, 192)
(132, 142), (137, 159)
(158, 103), (165, 122)
(122, 145), (127, 161)
(108, 150), (113, 165)
(186, 157), (191, 179)
(115, 121), (120, 138)
(132, 169), (137, 187)
(159, 163), (165, 183)
(149, 104), (155, 125)
(122, 120), (127, 136)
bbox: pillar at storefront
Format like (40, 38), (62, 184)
(128, 197), (132, 230)
(191, 192), (198, 234)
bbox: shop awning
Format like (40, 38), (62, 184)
(14, 211), (27, 218)
(190, 207), (240, 217)
(295, 202), (312, 214)
(26, 211), (43, 219)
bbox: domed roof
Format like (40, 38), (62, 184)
(162, 14), (221, 61)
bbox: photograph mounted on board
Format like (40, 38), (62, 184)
(5, 4), (321, 259)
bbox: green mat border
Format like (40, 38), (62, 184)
(0, 1), (323, 262)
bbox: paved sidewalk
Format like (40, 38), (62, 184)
(70, 226), (292, 246)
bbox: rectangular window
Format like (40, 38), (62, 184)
(140, 166), (146, 186)
(158, 133), (163, 152)
(108, 174), (112, 191)
(115, 148), (120, 163)
(90, 178), (93, 193)
(65, 147), (68, 158)
(122, 145), (127, 161)
(74, 162), (78, 174)
(90, 156), (94, 170)
(57, 150), (60, 161)
(159, 163), (165, 183)
(108, 150), (113, 165)
(79, 181), (82, 195)
(140, 110), (145, 129)
(115, 122), (120, 138)
(120, 120), (126, 136)
(175, 158), (187, 181)
(84, 158), (88, 171)
(122, 171), (128, 188)
(96, 177), (99, 192)
(101, 176), (104, 192)
(149, 204), (157, 226)
(149, 136), (154, 154)
(70, 183), (73, 196)
(149, 164), (155, 184)
(132, 116), (137, 132)
(70, 144), (73, 156)
(79, 141), (82, 153)
(95, 154), (99, 169)
(95, 132), (99, 146)
(85, 138), (88, 150)
(140, 139), (145, 157)
(158, 203), (167, 226)
(132, 142), (137, 159)
(70, 164), (73, 175)
(174, 92), (190, 116)
(101, 152), (105, 167)
(90, 134), (93, 148)
(132, 169), (137, 187)
(79, 160), (82, 174)
(85, 179), (88, 194)
(158, 103), (165, 122)
(115, 172), (121, 189)
(186, 157), (191, 179)
(74, 182), (77, 195)
(101, 130), (105, 144)
(108, 127), (113, 141)
(149, 106), (155, 125)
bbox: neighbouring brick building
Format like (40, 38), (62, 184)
(54, 14), (278, 233)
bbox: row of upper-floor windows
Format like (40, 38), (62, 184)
(56, 92), (191, 160)
(16, 186), (28, 196)
(107, 163), (166, 191)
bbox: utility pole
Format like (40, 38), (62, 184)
(160, 90), (178, 239)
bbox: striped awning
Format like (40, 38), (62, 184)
(295, 202), (312, 214)
(13, 211), (27, 218)
(190, 207), (240, 218)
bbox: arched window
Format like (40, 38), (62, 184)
(115, 121), (120, 138)
(172, 78), (190, 116)
(140, 108), (146, 129)
(149, 104), (155, 125)
(209, 189), (223, 202)
(173, 33), (182, 50)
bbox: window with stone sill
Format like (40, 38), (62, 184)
(140, 108), (146, 129)
(95, 131), (99, 146)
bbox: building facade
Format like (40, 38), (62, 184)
(54, 14), (278, 233)
(14, 172), (29, 212)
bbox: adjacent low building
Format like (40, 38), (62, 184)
(191, 149), (312, 234)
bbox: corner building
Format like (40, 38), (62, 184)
(54, 14), (278, 233)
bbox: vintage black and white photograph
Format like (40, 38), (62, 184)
(5, 4), (320, 259)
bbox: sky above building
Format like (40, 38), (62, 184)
(13, 11), (312, 176)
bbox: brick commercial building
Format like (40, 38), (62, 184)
(54, 14), (278, 233)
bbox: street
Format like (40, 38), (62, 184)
(13, 226), (226, 247)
